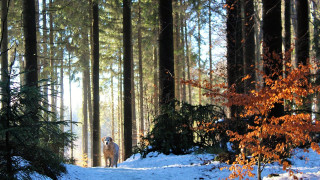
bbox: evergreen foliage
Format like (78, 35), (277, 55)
(0, 64), (74, 179)
(141, 100), (226, 156)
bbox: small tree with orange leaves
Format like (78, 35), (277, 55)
(225, 63), (320, 179)
(186, 63), (320, 179)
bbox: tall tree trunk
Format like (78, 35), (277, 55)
(131, 40), (137, 148)
(174, 1), (181, 102)
(23, 0), (38, 89)
(92, 0), (100, 167)
(262, 0), (283, 117)
(184, 19), (191, 104)
(2, 0), (12, 178)
(118, 48), (123, 161)
(285, 0), (291, 66)
(1, 0), (8, 103)
(111, 67), (115, 139)
(59, 49), (64, 158)
(208, 0), (213, 104)
(153, 45), (159, 116)
(159, 0), (175, 106)
(313, 0), (320, 120)
(243, 0), (255, 92)
(68, 52), (74, 160)
(261, 1), (283, 178)
(197, 3), (202, 104)
(42, 0), (49, 121)
(296, 0), (309, 66)
(49, 0), (56, 115)
(227, 0), (243, 118)
(296, 0), (310, 113)
(82, 35), (89, 167)
(123, 0), (133, 160)
(138, 0), (144, 136)
(88, 0), (94, 166)
(180, 0), (186, 102)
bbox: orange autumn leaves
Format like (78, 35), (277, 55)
(183, 63), (320, 179)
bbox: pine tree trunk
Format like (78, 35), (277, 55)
(123, 0), (133, 160)
(68, 52), (74, 160)
(42, 0), (49, 121)
(92, 0), (101, 166)
(153, 45), (159, 116)
(262, 0), (283, 118)
(82, 35), (89, 167)
(285, 0), (291, 66)
(197, 5), (201, 105)
(159, 0), (175, 106)
(138, 0), (144, 136)
(174, 1), (181, 102)
(111, 67), (115, 139)
(2, 0), (12, 178)
(296, 0), (311, 113)
(296, 0), (309, 66)
(208, 0), (213, 104)
(243, 0), (255, 92)
(185, 19), (192, 104)
(49, 0), (56, 115)
(1, 0), (8, 104)
(227, 0), (243, 118)
(313, 1), (320, 120)
(131, 40), (137, 147)
(59, 49), (64, 158)
(180, 0), (186, 102)
(118, 48), (123, 162)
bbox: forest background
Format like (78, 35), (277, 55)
(1, 0), (320, 179)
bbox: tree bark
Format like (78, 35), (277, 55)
(138, 0), (144, 136)
(123, 0), (133, 160)
(296, 0), (310, 113)
(49, 0), (56, 115)
(208, 0), (213, 104)
(1, 0), (8, 106)
(243, 0), (255, 93)
(285, 0), (291, 66)
(82, 34), (89, 167)
(24, 0), (38, 87)
(262, 0), (283, 117)
(159, 0), (175, 106)
(92, 0), (100, 167)
(227, 0), (243, 118)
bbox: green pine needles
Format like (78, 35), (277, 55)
(0, 64), (74, 179)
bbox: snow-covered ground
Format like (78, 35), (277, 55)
(28, 148), (320, 180)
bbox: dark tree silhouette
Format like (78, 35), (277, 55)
(159, 0), (174, 107)
(123, 0), (133, 160)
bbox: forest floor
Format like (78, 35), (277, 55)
(28, 148), (320, 180)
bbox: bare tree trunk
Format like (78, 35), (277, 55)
(208, 0), (213, 104)
(68, 52), (74, 160)
(59, 50), (64, 158)
(243, 0), (256, 93)
(111, 67), (115, 138)
(42, 0), (49, 121)
(262, 0), (283, 117)
(197, 4), (202, 105)
(123, 0), (133, 160)
(82, 35), (89, 167)
(92, 0), (100, 167)
(180, 1), (186, 102)
(174, 1), (181, 102)
(138, 0), (144, 136)
(159, 0), (175, 106)
(153, 45), (159, 116)
(185, 19), (192, 104)
(49, 0), (56, 115)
